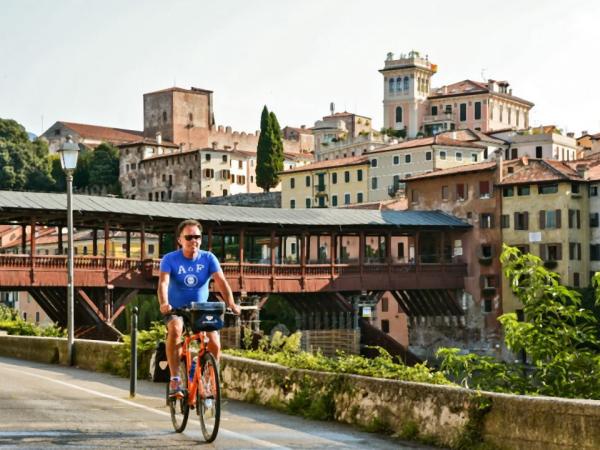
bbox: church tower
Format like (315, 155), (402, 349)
(380, 51), (436, 138)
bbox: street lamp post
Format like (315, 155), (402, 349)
(58, 135), (80, 365)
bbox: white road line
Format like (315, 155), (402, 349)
(1, 363), (291, 450)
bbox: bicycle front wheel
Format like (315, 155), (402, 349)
(167, 358), (189, 433)
(197, 352), (220, 442)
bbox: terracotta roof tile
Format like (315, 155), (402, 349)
(404, 161), (497, 181)
(499, 158), (584, 185)
(429, 79), (534, 106)
(118, 138), (178, 148)
(368, 134), (485, 155)
(279, 155), (369, 174)
(60, 121), (143, 143)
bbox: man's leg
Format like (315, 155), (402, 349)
(166, 316), (183, 377)
(206, 331), (221, 361)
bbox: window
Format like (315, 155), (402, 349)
(539, 210), (561, 229)
(403, 76), (409, 91)
(481, 244), (493, 258)
(381, 320), (390, 334)
(591, 213), (599, 227)
(511, 148), (518, 159)
(568, 209), (581, 229)
(518, 185), (530, 196)
(148, 193), (152, 201)
(205, 153), (211, 161)
(456, 183), (467, 200)
(222, 189), (228, 196)
(381, 297), (388, 312)
(305, 198), (311, 208)
(474, 101), (481, 120)
(574, 272), (580, 288)
(395, 106), (403, 123)
(503, 186), (514, 197)
(331, 195), (338, 207)
(290, 199), (295, 209)
(571, 183), (580, 195)
(514, 212), (529, 230)
(445, 105), (452, 114)
(538, 184), (558, 194)
(540, 243), (562, 261)
(480, 213), (494, 228)
(459, 103), (467, 121)
(331, 173), (337, 184)
(237, 175), (246, 184)
(479, 181), (491, 198)
(344, 193), (351, 205)
(131, 179), (136, 187)
(439, 151), (446, 160)
(569, 242), (582, 260)
(501, 214), (510, 228)
(305, 175), (311, 187)
(426, 151), (432, 161)
(221, 169), (231, 180)
(471, 153), (478, 162)
(405, 154), (411, 164)
(442, 185), (449, 200)
(357, 192), (363, 203)
(205, 190), (212, 197)
(204, 168), (214, 178)
(371, 177), (378, 189)
(411, 189), (418, 203)
(388, 78), (395, 93)
(371, 159), (378, 167)
(591, 244), (600, 261)
(432, 106), (438, 115)
(189, 169), (193, 179)
(239, 160), (243, 169)
(393, 155), (399, 165)
(163, 111), (167, 121)
(290, 178), (295, 189)
(357, 170), (363, 181)
(590, 185), (598, 196)
(536, 146), (543, 158)
(222, 155), (228, 163)
(455, 152), (463, 161)
(344, 171), (350, 183)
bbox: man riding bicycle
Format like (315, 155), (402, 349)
(158, 219), (241, 398)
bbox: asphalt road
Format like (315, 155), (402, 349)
(0, 356), (443, 449)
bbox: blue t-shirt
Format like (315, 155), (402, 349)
(159, 249), (221, 308)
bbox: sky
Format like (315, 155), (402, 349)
(1, 0), (599, 138)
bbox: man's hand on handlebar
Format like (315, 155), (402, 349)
(228, 303), (241, 316)
(159, 303), (172, 315)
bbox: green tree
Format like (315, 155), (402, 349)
(87, 142), (121, 195)
(256, 106), (284, 192)
(0, 118), (55, 191)
(438, 245), (600, 399)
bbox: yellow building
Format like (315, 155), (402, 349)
(279, 156), (369, 208)
(499, 157), (589, 313)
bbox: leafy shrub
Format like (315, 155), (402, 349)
(0, 306), (66, 337)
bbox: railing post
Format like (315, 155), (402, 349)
(270, 229), (276, 291)
(238, 228), (244, 290)
(30, 218), (36, 283)
(300, 233), (306, 289)
(330, 232), (336, 280)
(130, 306), (138, 398)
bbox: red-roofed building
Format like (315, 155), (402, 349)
(41, 121), (144, 153)
(380, 51), (534, 138)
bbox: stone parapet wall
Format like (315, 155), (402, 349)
(201, 192), (281, 208)
(1, 335), (600, 449)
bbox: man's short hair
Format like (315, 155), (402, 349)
(177, 219), (203, 237)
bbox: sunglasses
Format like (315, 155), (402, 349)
(183, 234), (202, 241)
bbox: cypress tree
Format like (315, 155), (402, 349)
(256, 106), (284, 192)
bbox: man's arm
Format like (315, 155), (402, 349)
(212, 270), (240, 315)
(158, 271), (172, 314)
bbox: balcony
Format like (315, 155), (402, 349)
(423, 112), (455, 124)
(316, 183), (327, 193)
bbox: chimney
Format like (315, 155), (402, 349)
(301, 125), (306, 129)
(576, 164), (588, 179)
(567, 132), (575, 138)
(582, 130), (588, 136)
(155, 132), (162, 145)
(211, 141), (218, 150)
(233, 141), (238, 150)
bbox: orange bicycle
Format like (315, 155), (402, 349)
(166, 301), (225, 442)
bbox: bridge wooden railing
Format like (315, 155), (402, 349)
(0, 254), (467, 291)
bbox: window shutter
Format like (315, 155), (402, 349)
(569, 209), (573, 228)
(557, 243), (562, 260)
(577, 210), (581, 229)
(524, 212), (529, 230)
(479, 275), (486, 288)
(539, 210), (546, 229)
(539, 244), (546, 260)
(514, 212), (519, 230)
(556, 209), (561, 228)
(490, 214), (495, 228)
(578, 243), (582, 260)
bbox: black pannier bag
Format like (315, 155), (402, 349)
(190, 301), (225, 332)
(149, 341), (170, 382)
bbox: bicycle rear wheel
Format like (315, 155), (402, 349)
(197, 352), (220, 442)
(167, 358), (189, 433)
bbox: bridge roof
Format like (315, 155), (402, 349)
(0, 191), (469, 233)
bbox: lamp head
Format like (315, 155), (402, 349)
(58, 135), (80, 172)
